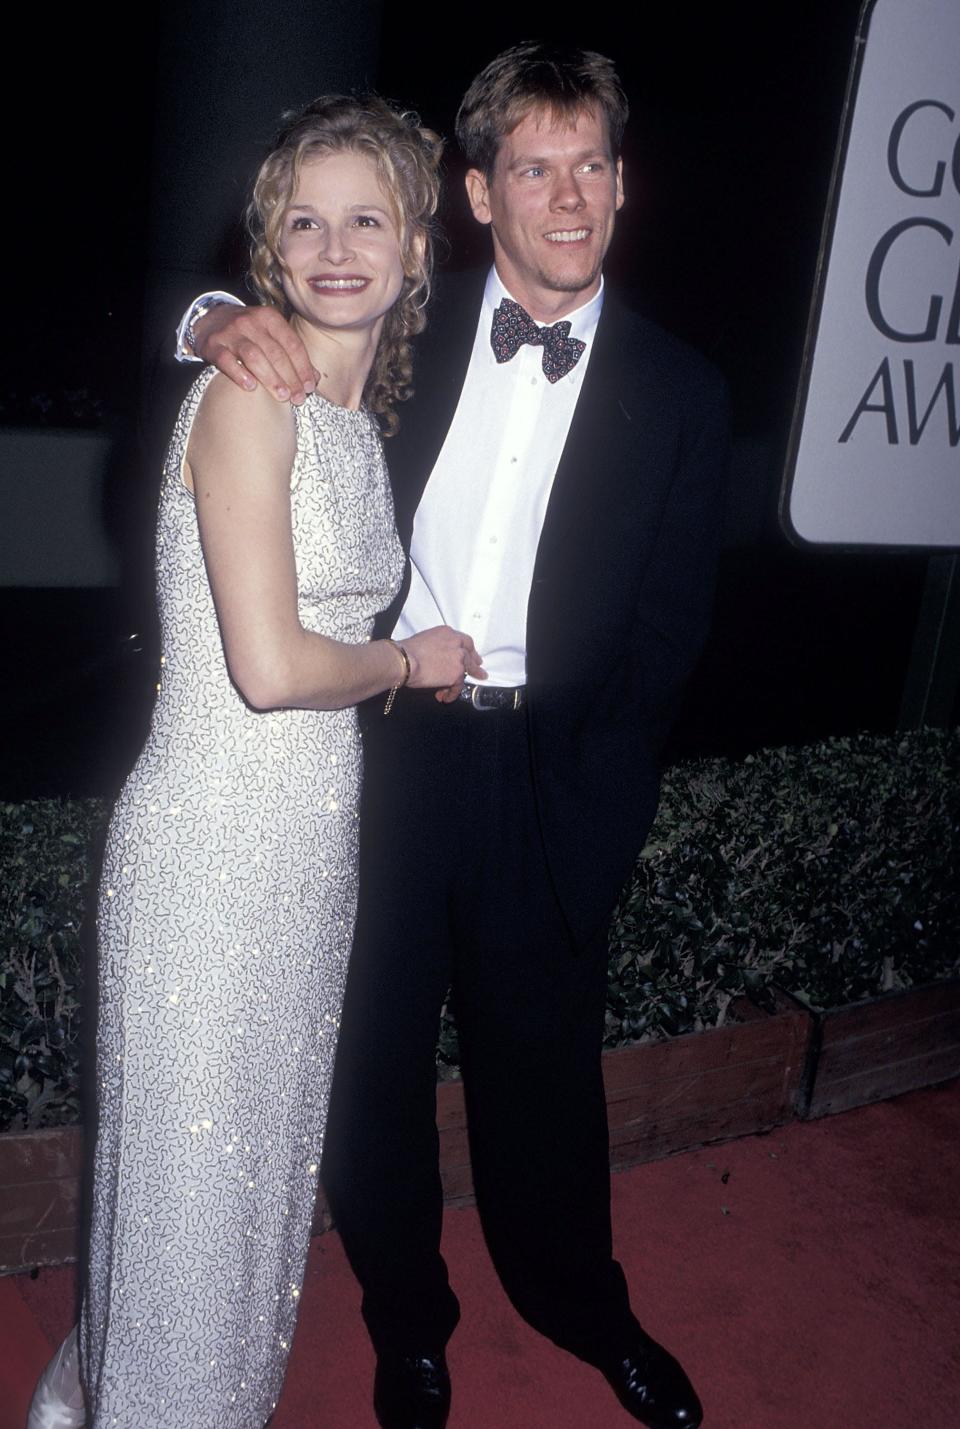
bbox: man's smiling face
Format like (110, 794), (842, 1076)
(465, 104), (624, 323)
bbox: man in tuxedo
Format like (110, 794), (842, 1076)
(186, 43), (728, 1429)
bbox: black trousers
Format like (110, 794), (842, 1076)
(322, 690), (638, 1362)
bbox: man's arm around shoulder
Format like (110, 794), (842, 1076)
(180, 295), (318, 405)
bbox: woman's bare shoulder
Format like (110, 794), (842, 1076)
(184, 373), (297, 495)
(192, 371), (294, 447)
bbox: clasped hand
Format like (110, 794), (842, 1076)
(403, 626), (486, 703)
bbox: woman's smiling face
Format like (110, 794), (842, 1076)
(278, 149), (406, 341)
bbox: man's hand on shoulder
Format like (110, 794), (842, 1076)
(193, 304), (318, 406)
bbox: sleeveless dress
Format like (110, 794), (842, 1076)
(80, 368), (404, 1428)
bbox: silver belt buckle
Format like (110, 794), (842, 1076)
(469, 684), (523, 711)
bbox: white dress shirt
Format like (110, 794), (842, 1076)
(393, 268), (603, 686)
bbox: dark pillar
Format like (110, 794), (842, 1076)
(898, 555), (960, 729)
(143, 0), (383, 368)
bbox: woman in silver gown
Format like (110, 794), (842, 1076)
(28, 95), (483, 1429)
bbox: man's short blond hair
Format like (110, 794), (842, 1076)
(455, 42), (628, 176)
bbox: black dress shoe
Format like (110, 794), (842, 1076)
(596, 1331), (703, 1428)
(373, 1350), (451, 1429)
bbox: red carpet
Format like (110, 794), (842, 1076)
(4, 1079), (959, 1427)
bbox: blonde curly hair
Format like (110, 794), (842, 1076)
(247, 95), (442, 434)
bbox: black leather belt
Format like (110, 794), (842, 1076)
(458, 683), (526, 711)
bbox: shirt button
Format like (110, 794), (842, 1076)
(489, 536), (498, 544)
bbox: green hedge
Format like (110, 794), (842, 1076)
(0, 798), (107, 1132)
(2, 729), (958, 1128)
(604, 729), (960, 1044)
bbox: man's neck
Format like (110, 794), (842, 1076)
(492, 265), (602, 325)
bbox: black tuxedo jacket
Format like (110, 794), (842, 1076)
(375, 270), (730, 946)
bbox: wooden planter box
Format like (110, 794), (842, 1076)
(5, 980), (957, 1271)
(1, 996), (810, 1268)
(0, 1122), (334, 1276)
(803, 978), (960, 1119)
(437, 992), (813, 1206)
(604, 990), (812, 1170)
(0, 1126), (84, 1275)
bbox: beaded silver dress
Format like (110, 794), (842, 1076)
(81, 368), (404, 1428)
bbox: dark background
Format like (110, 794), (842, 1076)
(1, 0), (941, 797)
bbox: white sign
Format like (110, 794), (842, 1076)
(783, 0), (960, 548)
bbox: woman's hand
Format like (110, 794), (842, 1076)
(193, 304), (318, 405)
(402, 627), (486, 703)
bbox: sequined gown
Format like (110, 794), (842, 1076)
(81, 368), (404, 1429)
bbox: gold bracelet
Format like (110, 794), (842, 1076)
(383, 640), (411, 715)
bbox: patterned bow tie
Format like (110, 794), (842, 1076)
(490, 298), (586, 383)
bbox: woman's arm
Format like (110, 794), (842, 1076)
(186, 374), (481, 710)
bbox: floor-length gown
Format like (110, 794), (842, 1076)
(79, 368), (403, 1428)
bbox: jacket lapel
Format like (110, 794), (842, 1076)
(387, 271), (485, 545)
(533, 290), (664, 581)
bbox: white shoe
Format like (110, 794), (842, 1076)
(27, 1326), (86, 1428)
